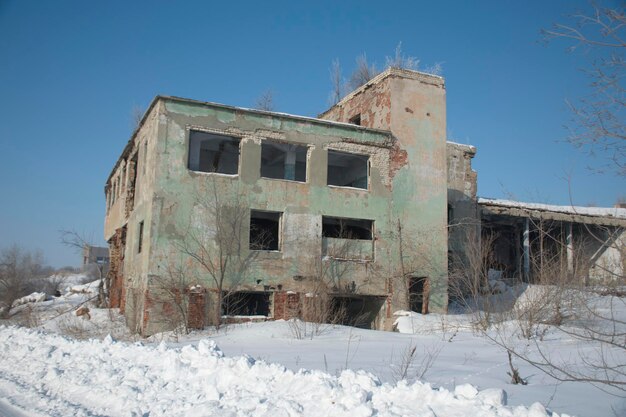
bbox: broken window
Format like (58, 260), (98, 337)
(322, 217), (373, 240)
(188, 130), (240, 175)
(250, 210), (281, 251)
(260, 141), (307, 182)
(349, 114), (361, 126)
(330, 296), (385, 329)
(223, 291), (271, 316)
(408, 276), (429, 314)
(137, 221), (144, 254)
(327, 150), (368, 189)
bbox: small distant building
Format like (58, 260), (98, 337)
(82, 245), (110, 267)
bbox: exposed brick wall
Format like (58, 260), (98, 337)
(186, 287), (207, 330)
(108, 226), (127, 310)
(273, 291), (301, 320)
(142, 290), (152, 333)
(124, 157), (137, 218)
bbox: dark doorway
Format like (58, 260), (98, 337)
(223, 292), (271, 316)
(330, 295), (384, 329)
(408, 276), (429, 314)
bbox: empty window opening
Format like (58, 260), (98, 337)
(330, 296), (384, 329)
(261, 141), (307, 182)
(223, 291), (271, 316)
(408, 276), (429, 314)
(143, 142), (148, 176)
(322, 217), (373, 240)
(137, 221), (144, 254)
(250, 210), (281, 251)
(349, 114), (361, 126)
(188, 130), (240, 175)
(327, 150), (368, 189)
(129, 151), (139, 208)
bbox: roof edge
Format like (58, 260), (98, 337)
(319, 67), (445, 118)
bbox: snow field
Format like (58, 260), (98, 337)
(0, 326), (570, 417)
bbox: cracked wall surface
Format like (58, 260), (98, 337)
(105, 69), (452, 334)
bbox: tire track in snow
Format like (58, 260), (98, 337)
(0, 372), (107, 417)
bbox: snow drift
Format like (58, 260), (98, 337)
(0, 326), (571, 417)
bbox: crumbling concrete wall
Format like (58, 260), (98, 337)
(106, 69), (452, 335)
(104, 101), (164, 328)
(107, 226), (126, 310)
(131, 97), (401, 335)
(446, 142), (479, 272)
(320, 68), (449, 316)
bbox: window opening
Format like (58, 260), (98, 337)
(327, 150), (368, 189)
(188, 130), (240, 174)
(250, 210), (281, 250)
(129, 152), (139, 209)
(408, 276), (429, 314)
(322, 216), (372, 240)
(349, 114), (361, 126)
(143, 142), (148, 176)
(261, 141), (307, 182)
(330, 296), (384, 329)
(223, 291), (271, 316)
(137, 221), (144, 254)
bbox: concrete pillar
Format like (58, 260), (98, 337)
(566, 222), (574, 275)
(284, 146), (296, 181)
(523, 218), (530, 282)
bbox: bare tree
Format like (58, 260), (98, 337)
(348, 53), (380, 90)
(130, 105), (144, 132)
(455, 216), (626, 394)
(60, 230), (108, 307)
(542, 2), (625, 175)
(255, 89), (275, 112)
(150, 256), (196, 335)
(170, 181), (264, 330)
(329, 59), (344, 105)
(0, 245), (45, 318)
(385, 42), (420, 71)
(289, 225), (368, 339)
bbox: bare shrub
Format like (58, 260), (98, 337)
(390, 341), (442, 383)
(288, 294), (349, 340)
(60, 230), (108, 307)
(507, 351), (528, 385)
(156, 180), (267, 332)
(348, 53), (380, 90)
(329, 59), (345, 105)
(449, 229), (506, 331)
(57, 315), (91, 340)
(385, 42), (419, 71)
(0, 245), (47, 318)
(487, 218), (626, 394)
(255, 89), (274, 111)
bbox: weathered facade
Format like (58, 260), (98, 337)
(105, 69), (450, 334)
(104, 68), (625, 335)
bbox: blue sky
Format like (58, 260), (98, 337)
(1, 0), (624, 267)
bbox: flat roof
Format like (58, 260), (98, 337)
(479, 197), (626, 225)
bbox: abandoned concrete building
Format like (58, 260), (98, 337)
(104, 68), (626, 335)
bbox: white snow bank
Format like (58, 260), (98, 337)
(67, 279), (99, 295)
(478, 197), (626, 219)
(0, 326), (571, 417)
(11, 292), (45, 307)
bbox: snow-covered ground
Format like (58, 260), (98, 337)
(0, 276), (624, 417)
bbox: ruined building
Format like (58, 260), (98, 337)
(104, 68), (625, 335)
